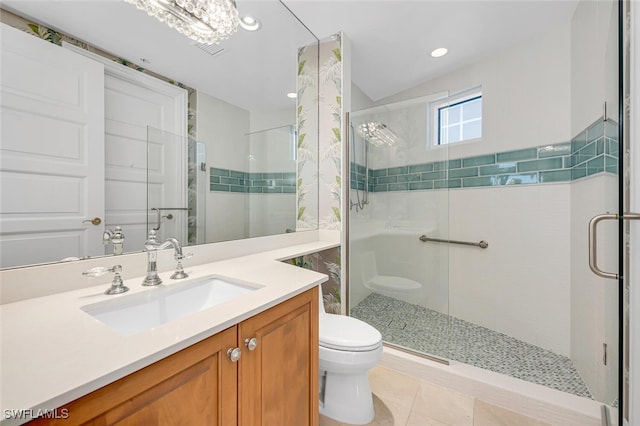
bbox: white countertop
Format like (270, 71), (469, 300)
(0, 240), (336, 425)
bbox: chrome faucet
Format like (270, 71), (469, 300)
(103, 226), (125, 255)
(142, 230), (189, 286)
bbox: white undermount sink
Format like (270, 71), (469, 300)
(81, 275), (261, 336)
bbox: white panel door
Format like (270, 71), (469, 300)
(0, 23), (104, 268)
(65, 44), (188, 253)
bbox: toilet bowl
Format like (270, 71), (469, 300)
(319, 288), (383, 425)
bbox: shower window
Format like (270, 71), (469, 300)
(430, 88), (482, 145)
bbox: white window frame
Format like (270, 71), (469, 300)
(428, 87), (482, 148)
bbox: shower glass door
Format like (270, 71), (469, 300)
(347, 92), (452, 361)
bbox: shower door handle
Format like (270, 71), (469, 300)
(588, 212), (640, 279)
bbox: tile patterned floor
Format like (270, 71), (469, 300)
(350, 293), (592, 399)
(320, 366), (553, 426)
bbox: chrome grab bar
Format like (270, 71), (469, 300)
(588, 212), (640, 280)
(419, 235), (488, 249)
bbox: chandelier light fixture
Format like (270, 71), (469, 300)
(125, 0), (240, 45)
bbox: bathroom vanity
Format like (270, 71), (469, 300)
(29, 288), (318, 426)
(0, 237), (336, 426)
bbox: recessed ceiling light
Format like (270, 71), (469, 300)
(287, 92), (298, 99)
(430, 48), (448, 58)
(239, 16), (261, 31)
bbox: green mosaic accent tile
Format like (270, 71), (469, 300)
(449, 167), (478, 178)
(421, 171), (447, 181)
(409, 181), (434, 190)
(462, 154), (495, 167)
(398, 174), (421, 183)
(433, 161), (447, 171)
(263, 172), (284, 179)
(211, 167), (297, 193)
(607, 139), (619, 157)
(494, 173), (538, 186)
(366, 135), (609, 191)
(517, 157), (563, 173)
(604, 155), (618, 174)
(211, 184), (229, 191)
(463, 176), (494, 187)
(210, 167), (229, 176)
(447, 159), (462, 169)
(496, 148), (537, 163)
(389, 183), (409, 191)
(538, 143), (571, 158)
(434, 179), (461, 189)
(276, 179), (295, 187)
(283, 187), (297, 193)
(586, 120), (604, 143)
(220, 177), (240, 185)
(409, 163), (433, 173)
(572, 130), (588, 153)
(377, 176), (397, 184)
(539, 170), (572, 183)
(479, 163), (516, 176)
(586, 155), (605, 176)
(571, 141), (597, 167)
(387, 166), (408, 175)
(572, 166), (587, 180)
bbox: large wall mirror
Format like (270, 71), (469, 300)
(0, 1), (319, 269)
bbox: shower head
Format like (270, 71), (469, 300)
(356, 122), (401, 147)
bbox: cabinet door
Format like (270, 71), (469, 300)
(238, 288), (319, 426)
(31, 326), (238, 426)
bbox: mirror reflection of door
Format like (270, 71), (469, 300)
(0, 23), (105, 268)
(0, 24), (188, 268)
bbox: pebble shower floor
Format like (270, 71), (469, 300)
(350, 292), (593, 400)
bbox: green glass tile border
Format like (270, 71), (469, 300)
(210, 167), (296, 193)
(365, 140), (574, 192)
(347, 118), (617, 193)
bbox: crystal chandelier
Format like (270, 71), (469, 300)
(125, 0), (240, 45)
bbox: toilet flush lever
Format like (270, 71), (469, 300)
(244, 337), (258, 351)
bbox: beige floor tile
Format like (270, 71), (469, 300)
(409, 381), (474, 426)
(369, 366), (422, 409)
(406, 410), (451, 426)
(320, 394), (406, 426)
(473, 400), (552, 426)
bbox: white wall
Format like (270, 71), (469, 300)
(448, 184), (572, 355)
(378, 21), (572, 158)
(196, 91), (249, 242)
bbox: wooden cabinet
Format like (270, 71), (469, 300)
(30, 288), (318, 426)
(239, 287), (318, 426)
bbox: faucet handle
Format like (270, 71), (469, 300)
(175, 252), (193, 261)
(83, 265), (129, 295)
(83, 266), (117, 277)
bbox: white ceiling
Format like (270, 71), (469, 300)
(2, 0), (579, 111)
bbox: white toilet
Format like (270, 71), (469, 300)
(318, 287), (383, 425)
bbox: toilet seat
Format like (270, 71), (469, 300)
(320, 314), (382, 352)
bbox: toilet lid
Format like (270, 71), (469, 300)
(319, 314), (382, 352)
